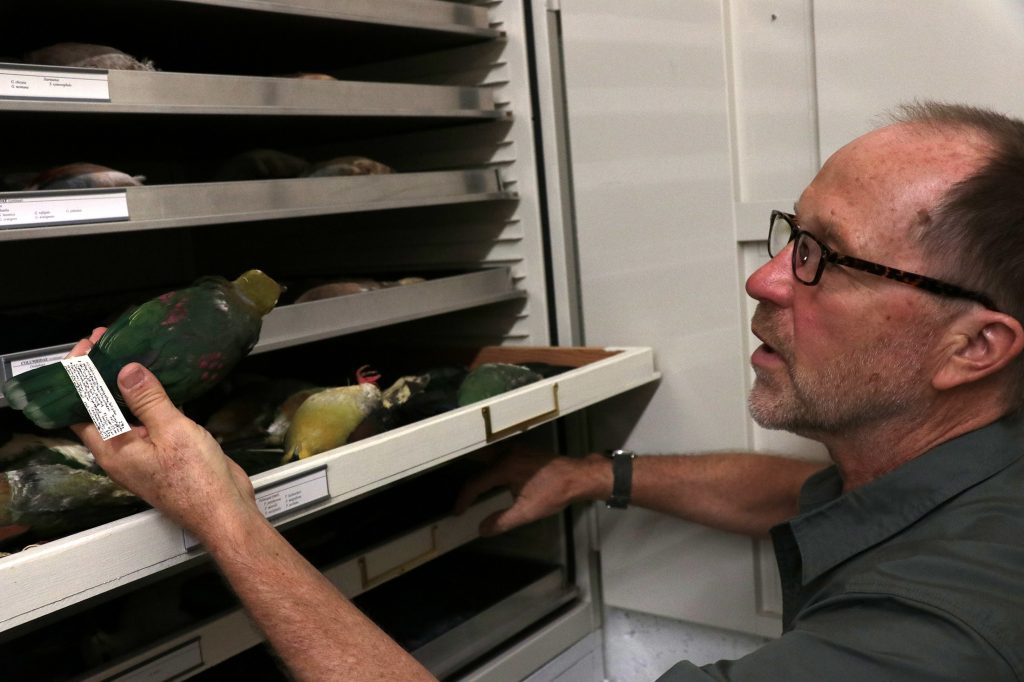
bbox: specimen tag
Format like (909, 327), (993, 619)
(183, 468), (329, 550)
(0, 190), (130, 229)
(255, 467), (330, 521)
(61, 355), (131, 440)
(9, 350), (69, 377)
(0, 63), (110, 101)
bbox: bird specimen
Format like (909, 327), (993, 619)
(456, 363), (545, 406)
(26, 163), (144, 191)
(213, 149), (310, 182)
(301, 156), (393, 177)
(0, 463), (141, 540)
(294, 277), (424, 304)
(24, 43), (155, 71)
(204, 376), (316, 445)
(282, 366), (383, 462)
(3, 270), (282, 430)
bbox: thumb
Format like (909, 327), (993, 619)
(117, 363), (181, 431)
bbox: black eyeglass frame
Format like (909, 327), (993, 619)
(769, 210), (998, 310)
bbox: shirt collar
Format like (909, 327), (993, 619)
(787, 418), (1024, 585)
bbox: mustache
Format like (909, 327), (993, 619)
(751, 304), (788, 357)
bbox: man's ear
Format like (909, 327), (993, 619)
(933, 310), (1024, 391)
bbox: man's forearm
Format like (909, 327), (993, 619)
(201, 507), (435, 681)
(575, 452), (825, 536)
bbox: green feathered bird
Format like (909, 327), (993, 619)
(456, 363), (544, 406)
(3, 270), (282, 430)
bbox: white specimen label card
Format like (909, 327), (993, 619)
(9, 350), (70, 377)
(61, 355), (131, 440)
(256, 468), (330, 520)
(183, 468), (329, 550)
(0, 64), (110, 101)
(110, 639), (204, 682)
(0, 190), (130, 229)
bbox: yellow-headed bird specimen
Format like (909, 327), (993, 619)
(282, 366), (382, 462)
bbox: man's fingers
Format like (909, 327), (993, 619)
(66, 338), (93, 358)
(454, 470), (506, 515)
(116, 363), (182, 434)
(69, 421), (102, 452)
(478, 504), (530, 537)
(66, 327), (108, 359)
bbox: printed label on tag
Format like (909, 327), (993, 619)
(9, 351), (69, 377)
(0, 64), (110, 101)
(0, 190), (130, 230)
(183, 468), (329, 550)
(61, 355), (131, 440)
(256, 468), (330, 521)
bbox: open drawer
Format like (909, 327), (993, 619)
(70, 490), (524, 681)
(0, 345), (658, 633)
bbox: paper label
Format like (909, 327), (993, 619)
(183, 468), (329, 550)
(256, 468), (330, 520)
(110, 638), (203, 682)
(61, 355), (131, 441)
(9, 350), (69, 377)
(0, 63), (110, 101)
(0, 190), (130, 230)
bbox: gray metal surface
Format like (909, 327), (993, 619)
(255, 268), (525, 353)
(416, 568), (578, 678)
(0, 170), (510, 242)
(0, 269), (523, 407)
(163, 0), (497, 35)
(0, 69), (498, 116)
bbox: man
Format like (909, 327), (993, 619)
(75, 101), (1024, 680)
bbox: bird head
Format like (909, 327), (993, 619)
(233, 270), (283, 317)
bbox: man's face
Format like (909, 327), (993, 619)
(745, 124), (988, 439)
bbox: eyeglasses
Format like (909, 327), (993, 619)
(768, 210), (998, 310)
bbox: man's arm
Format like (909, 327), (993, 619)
(71, 358), (434, 682)
(456, 448), (825, 537)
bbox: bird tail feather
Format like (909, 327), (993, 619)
(3, 362), (86, 429)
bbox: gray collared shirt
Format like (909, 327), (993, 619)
(657, 419), (1024, 681)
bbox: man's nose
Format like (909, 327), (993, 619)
(746, 244), (794, 307)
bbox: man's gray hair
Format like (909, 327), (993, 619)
(890, 101), (1024, 410)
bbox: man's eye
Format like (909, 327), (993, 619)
(796, 240), (811, 265)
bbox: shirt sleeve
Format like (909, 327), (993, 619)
(654, 595), (1014, 682)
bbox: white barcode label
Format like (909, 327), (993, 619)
(61, 355), (131, 440)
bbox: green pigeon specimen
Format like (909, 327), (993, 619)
(282, 366), (382, 462)
(3, 270), (283, 430)
(456, 363), (544, 406)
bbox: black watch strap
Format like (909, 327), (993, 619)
(605, 449), (636, 509)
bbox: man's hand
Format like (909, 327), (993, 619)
(68, 338), (256, 542)
(455, 446), (610, 536)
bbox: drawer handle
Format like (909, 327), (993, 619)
(482, 383), (560, 443)
(358, 525), (439, 590)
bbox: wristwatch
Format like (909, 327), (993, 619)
(603, 449), (636, 509)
